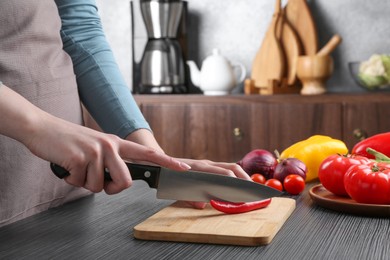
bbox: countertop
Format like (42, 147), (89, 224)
(0, 181), (389, 260)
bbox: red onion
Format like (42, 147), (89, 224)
(237, 149), (278, 179)
(273, 158), (307, 183)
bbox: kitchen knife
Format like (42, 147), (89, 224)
(50, 163), (282, 202)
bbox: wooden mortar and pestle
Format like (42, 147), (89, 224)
(297, 34), (342, 95)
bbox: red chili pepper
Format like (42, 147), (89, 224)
(209, 198), (272, 214)
(352, 132), (390, 159)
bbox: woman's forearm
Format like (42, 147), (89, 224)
(125, 129), (165, 154)
(0, 84), (190, 194)
(0, 84), (44, 146)
(56, 0), (151, 139)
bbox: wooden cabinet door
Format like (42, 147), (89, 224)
(250, 101), (343, 152)
(137, 94), (390, 162)
(343, 101), (390, 150)
(141, 102), (252, 162)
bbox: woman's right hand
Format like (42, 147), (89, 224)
(0, 85), (190, 194)
(27, 119), (191, 194)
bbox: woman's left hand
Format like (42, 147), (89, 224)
(125, 129), (251, 209)
(176, 159), (251, 209)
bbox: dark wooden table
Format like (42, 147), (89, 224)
(0, 181), (389, 260)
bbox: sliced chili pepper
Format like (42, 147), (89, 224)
(209, 198), (272, 214)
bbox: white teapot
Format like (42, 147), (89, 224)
(186, 49), (246, 95)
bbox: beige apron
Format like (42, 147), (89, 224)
(0, 0), (91, 227)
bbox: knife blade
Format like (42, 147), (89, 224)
(50, 162), (282, 202)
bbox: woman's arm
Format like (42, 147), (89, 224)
(55, 0), (148, 139)
(0, 83), (190, 194)
(54, 0), (251, 188)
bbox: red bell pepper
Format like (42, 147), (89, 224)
(210, 198), (272, 214)
(352, 132), (390, 159)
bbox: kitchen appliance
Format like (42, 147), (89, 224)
(134, 198), (295, 246)
(132, 0), (188, 94)
(51, 163), (282, 203)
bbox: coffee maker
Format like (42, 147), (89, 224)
(131, 0), (188, 94)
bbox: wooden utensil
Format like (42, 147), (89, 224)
(276, 6), (302, 86)
(284, 0), (318, 55)
(296, 55), (333, 95)
(296, 34), (341, 95)
(317, 34), (342, 56)
(251, 0), (285, 91)
(244, 78), (257, 94)
(134, 197), (296, 246)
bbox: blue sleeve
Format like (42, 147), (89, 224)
(55, 0), (151, 139)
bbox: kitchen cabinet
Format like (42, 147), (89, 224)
(141, 101), (252, 162)
(248, 100), (342, 153)
(135, 93), (390, 162)
(342, 99), (390, 147)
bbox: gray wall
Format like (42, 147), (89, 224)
(96, 0), (390, 93)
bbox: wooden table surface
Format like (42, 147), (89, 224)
(0, 181), (389, 260)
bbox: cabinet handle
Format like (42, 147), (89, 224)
(233, 127), (244, 140)
(353, 128), (368, 141)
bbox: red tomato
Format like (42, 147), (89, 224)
(283, 174), (305, 195)
(369, 161), (390, 169)
(251, 173), (266, 184)
(344, 163), (390, 204)
(265, 179), (283, 191)
(318, 154), (370, 197)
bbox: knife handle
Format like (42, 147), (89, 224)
(50, 162), (160, 188)
(50, 163), (112, 181)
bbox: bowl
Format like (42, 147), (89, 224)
(296, 55), (334, 95)
(348, 61), (390, 91)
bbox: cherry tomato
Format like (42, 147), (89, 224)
(251, 173), (266, 184)
(283, 174), (305, 195)
(318, 154), (370, 197)
(344, 163), (390, 204)
(265, 179), (283, 191)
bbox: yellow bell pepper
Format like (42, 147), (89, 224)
(280, 135), (348, 182)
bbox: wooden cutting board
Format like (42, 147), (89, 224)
(251, 0), (285, 90)
(284, 0), (318, 55)
(276, 8), (302, 86)
(134, 197), (295, 246)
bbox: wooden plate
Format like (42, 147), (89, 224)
(309, 184), (390, 217)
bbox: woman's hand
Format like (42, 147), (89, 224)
(0, 84), (250, 199)
(0, 85), (190, 194)
(125, 130), (250, 180)
(177, 159), (251, 181)
(125, 129), (251, 208)
(175, 159), (251, 209)
(27, 120), (191, 194)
